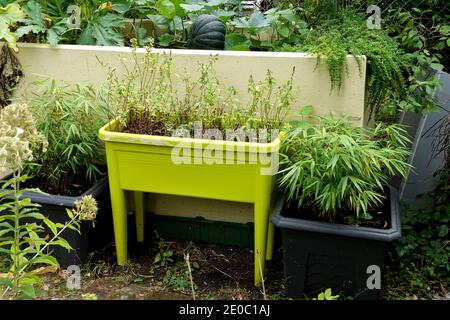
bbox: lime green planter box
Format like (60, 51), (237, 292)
(99, 118), (280, 286)
(149, 214), (254, 247)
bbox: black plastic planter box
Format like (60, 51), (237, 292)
(1, 176), (112, 267)
(271, 186), (401, 300)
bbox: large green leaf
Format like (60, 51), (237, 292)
(0, 3), (24, 50)
(225, 33), (250, 51)
(15, 0), (47, 38)
(298, 105), (314, 116)
(180, 4), (204, 13)
(212, 9), (235, 22)
(111, 1), (132, 14)
(155, 0), (176, 20)
(0, 277), (13, 288)
(47, 19), (68, 46)
(77, 13), (124, 46)
(158, 33), (174, 47)
(147, 14), (170, 29)
(277, 24), (290, 38)
(32, 255), (59, 267)
(230, 11), (269, 34)
(172, 0), (187, 17)
(0, 2), (23, 24)
(17, 284), (36, 299)
(247, 11), (269, 29)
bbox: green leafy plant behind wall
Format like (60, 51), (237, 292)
(0, 3), (24, 50)
(279, 9), (443, 122)
(9, 0), (126, 46)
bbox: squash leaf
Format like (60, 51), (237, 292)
(225, 33), (250, 51)
(77, 13), (124, 46)
(0, 3), (25, 50)
(155, 0), (176, 20)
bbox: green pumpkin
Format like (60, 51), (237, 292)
(187, 14), (226, 50)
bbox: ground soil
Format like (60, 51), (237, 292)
(36, 239), (286, 300)
(16, 237), (448, 300)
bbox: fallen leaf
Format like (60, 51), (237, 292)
(34, 266), (59, 275)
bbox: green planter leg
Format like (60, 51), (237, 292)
(108, 170), (127, 266)
(134, 191), (145, 242)
(254, 175), (272, 286)
(111, 189), (127, 265)
(106, 145), (128, 266)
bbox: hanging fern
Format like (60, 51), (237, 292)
(282, 9), (408, 122)
(306, 30), (349, 91)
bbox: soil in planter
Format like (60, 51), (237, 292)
(118, 110), (279, 142)
(23, 171), (107, 197)
(122, 116), (168, 136)
(121, 118), (275, 143)
(281, 191), (391, 230)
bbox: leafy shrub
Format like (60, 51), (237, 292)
(278, 116), (411, 218)
(6, 0), (244, 48)
(14, 0), (125, 46)
(376, 0), (449, 71)
(385, 177), (449, 299)
(397, 196), (449, 277)
(280, 10), (408, 120)
(377, 0), (448, 117)
(25, 78), (108, 195)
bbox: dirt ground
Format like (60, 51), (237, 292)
(33, 236), (448, 300)
(37, 238), (287, 300)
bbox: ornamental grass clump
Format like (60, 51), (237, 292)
(25, 78), (108, 195)
(278, 116), (412, 219)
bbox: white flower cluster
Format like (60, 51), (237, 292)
(0, 104), (47, 171)
(73, 195), (98, 225)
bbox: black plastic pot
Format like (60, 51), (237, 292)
(271, 186), (401, 300)
(1, 176), (112, 267)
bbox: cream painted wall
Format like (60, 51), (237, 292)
(13, 43), (368, 223)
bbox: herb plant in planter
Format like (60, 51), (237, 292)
(271, 116), (412, 299)
(99, 48), (296, 286)
(9, 79), (112, 266)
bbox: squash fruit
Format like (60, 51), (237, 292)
(187, 14), (226, 50)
